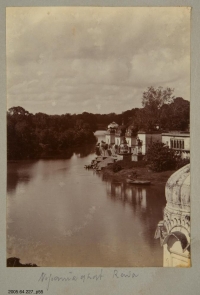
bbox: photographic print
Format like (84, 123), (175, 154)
(6, 7), (190, 268)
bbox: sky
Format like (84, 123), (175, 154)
(6, 7), (190, 115)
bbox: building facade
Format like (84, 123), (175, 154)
(114, 124), (126, 146)
(162, 133), (190, 159)
(125, 125), (137, 147)
(105, 122), (119, 145)
(105, 122), (190, 162)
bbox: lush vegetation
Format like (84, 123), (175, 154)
(7, 87), (190, 161)
(112, 163), (123, 173)
(129, 88), (189, 132)
(107, 159), (148, 173)
(94, 87), (189, 132)
(7, 106), (97, 160)
(145, 142), (190, 172)
(145, 142), (178, 172)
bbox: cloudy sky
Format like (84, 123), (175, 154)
(6, 7), (190, 115)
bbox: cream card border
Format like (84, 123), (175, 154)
(0, 1), (200, 294)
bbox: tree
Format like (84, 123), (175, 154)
(160, 97), (190, 131)
(142, 86), (175, 109)
(168, 97), (189, 131)
(146, 142), (179, 172)
(8, 106), (30, 117)
(7, 106), (97, 160)
(141, 87), (175, 131)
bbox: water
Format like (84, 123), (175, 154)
(7, 131), (166, 267)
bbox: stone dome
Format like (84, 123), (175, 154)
(155, 164), (191, 267)
(108, 122), (119, 129)
(165, 164), (190, 212)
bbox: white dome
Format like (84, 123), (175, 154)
(108, 122), (119, 129)
(165, 164), (190, 212)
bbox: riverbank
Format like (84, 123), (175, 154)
(102, 160), (175, 185)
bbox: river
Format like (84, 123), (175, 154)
(7, 131), (166, 267)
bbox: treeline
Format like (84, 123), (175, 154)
(7, 107), (97, 160)
(94, 92), (189, 132)
(7, 87), (190, 160)
(130, 96), (190, 131)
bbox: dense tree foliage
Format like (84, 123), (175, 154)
(141, 86), (172, 130)
(142, 86), (175, 109)
(94, 108), (140, 130)
(7, 107), (97, 160)
(146, 142), (180, 172)
(159, 97), (190, 131)
(130, 90), (189, 132)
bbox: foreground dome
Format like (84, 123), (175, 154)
(155, 164), (190, 267)
(165, 164), (190, 212)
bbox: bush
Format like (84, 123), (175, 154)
(146, 142), (179, 172)
(176, 158), (190, 169)
(112, 163), (122, 173)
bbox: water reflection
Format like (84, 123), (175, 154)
(7, 161), (37, 196)
(74, 144), (96, 158)
(7, 142), (96, 195)
(104, 180), (165, 248)
(105, 181), (147, 208)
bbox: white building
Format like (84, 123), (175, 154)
(105, 122), (190, 162)
(114, 125), (126, 146)
(125, 125), (137, 147)
(105, 122), (119, 145)
(162, 132), (190, 159)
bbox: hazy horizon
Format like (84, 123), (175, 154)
(7, 7), (190, 115)
(8, 95), (190, 116)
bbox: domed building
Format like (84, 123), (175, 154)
(155, 164), (190, 267)
(115, 123), (126, 146)
(108, 122), (119, 130)
(105, 122), (119, 145)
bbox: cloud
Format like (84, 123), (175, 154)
(6, 7), (190, 114)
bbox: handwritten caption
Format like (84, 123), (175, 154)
(38, 269), (139, 291)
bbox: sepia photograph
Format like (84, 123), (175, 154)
(6, 6), (190, 268)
